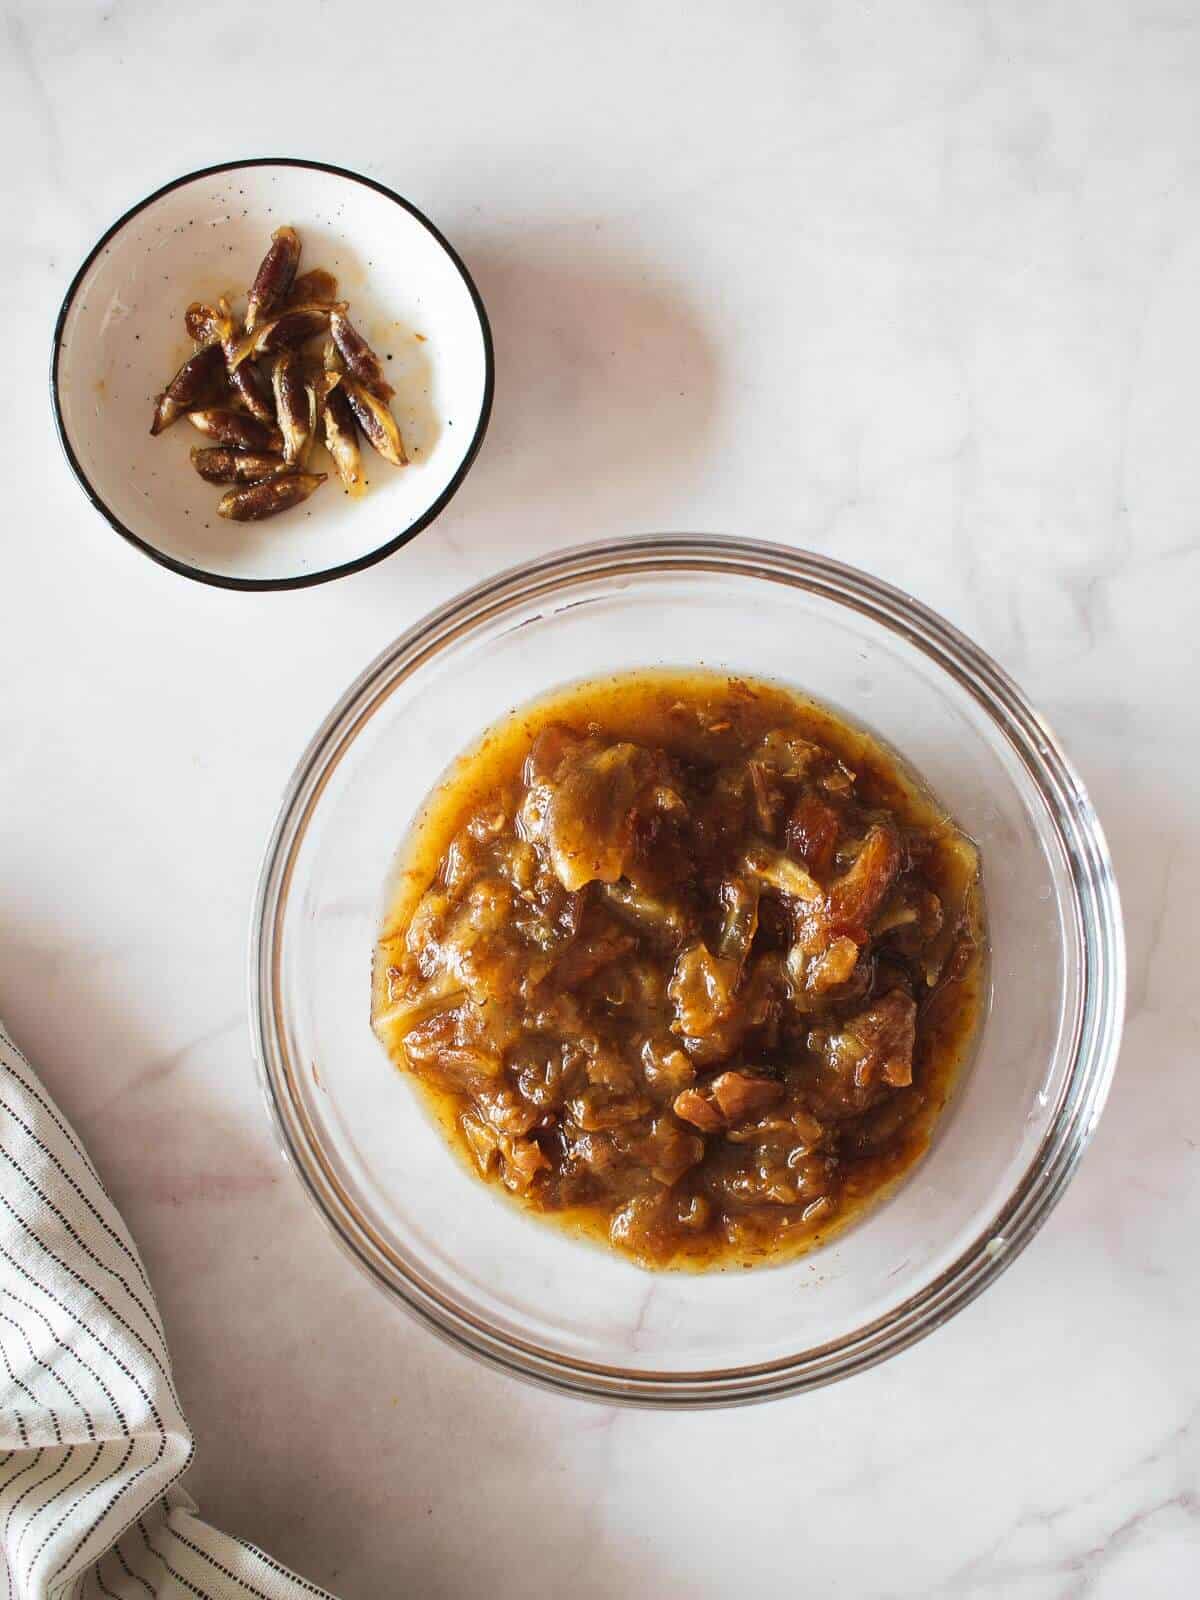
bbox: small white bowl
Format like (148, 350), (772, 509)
(52, 159), (493, 590)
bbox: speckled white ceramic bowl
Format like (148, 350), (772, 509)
(52, 159), (493, 590)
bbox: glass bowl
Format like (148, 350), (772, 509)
(249, 536), (1124, 1406)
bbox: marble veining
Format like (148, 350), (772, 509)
(2, 0), (1197, 1594)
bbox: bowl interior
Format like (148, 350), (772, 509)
(260, 550), (1116, 1399)
(55, 162), (490, 586)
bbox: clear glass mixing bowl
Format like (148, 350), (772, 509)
(250, 536), (1124, 1406)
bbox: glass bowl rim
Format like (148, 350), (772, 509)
(248, 533), (1125, 1407)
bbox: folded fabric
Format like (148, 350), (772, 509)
(0, 1022), (336, 1600)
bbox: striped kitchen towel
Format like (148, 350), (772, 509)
(0, 1021), (337, 1600)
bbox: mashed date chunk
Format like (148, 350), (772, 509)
(373, 673), (983, 1270)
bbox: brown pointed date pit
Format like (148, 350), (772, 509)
(189, 447), (289, 485)
(245, 225), (301, 334)
(149, 342), (225, 434)
(187, 408), (283, 453)
(272, 351), (316, 467)
(217, 472), (327, 522)
(330, 305), (394, 400)
(321, 379), (366, 496)
(228, 361), (276, 426)
(340, 376), (408, 467)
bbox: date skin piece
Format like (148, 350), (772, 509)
(185, 299), (277, 424)
(228, 305), (331, 369)
(245, 225), (301, 333)
(272, 351), (316, 466)
(187, 408), (283, 453)
(184, 300), (233, 346)
(329, 306), (394, 400)
(217, 472), (326, 522)
(286, 268), (338, 307)
(149, 342), (225, 435)
(321, 378), (366, 496)
(340, 376), (407, 466)
(189, 447), (288, 485)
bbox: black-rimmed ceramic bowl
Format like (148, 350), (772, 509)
(51, 159), (494, 591)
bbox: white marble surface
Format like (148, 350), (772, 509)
(3, 0), (1197, 1593)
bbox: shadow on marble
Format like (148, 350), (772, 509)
(356, 228), (723, 589)
(1047, 751), (1191, 1222)
(1066, 753), (1176, 1037)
